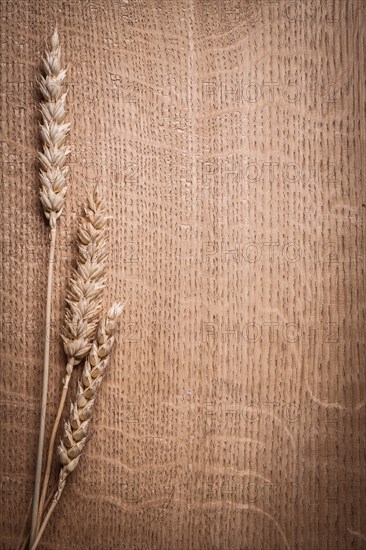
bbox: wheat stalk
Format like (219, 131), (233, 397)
(36, 188), (109, 529)
(31, 304), (124, 550)
(30, 27), (70, 548)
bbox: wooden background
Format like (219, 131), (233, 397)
(1, 0), (365, 548)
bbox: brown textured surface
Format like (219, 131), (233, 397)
(1, 0), (365, 549)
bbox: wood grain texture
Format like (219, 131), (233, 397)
(0, 0), (365, 548)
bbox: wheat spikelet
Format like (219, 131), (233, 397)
(39, 27), (70, 229)
(31, 304), (124, 549)
(62, 187), (109, 373)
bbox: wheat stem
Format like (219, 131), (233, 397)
(31, 498), (59, 550)
(29, 225), (56, 547)
(36, 363), (73, 531)
(17, 482), (58, 550)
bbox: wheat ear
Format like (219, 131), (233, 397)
(36, 188), (109, 529)
(31, 304), (124, 550)
(38, 28), (70, 227)
(30, 27), (70, 548)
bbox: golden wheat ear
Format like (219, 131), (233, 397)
(39, 27), (70, 229)
(37, 187), (109, 531)
(63, 187), (109, 369)
(31, 304), (125, 550)
(57, 303), (124, 492)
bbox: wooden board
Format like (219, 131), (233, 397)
(1, 0), (365, 548)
